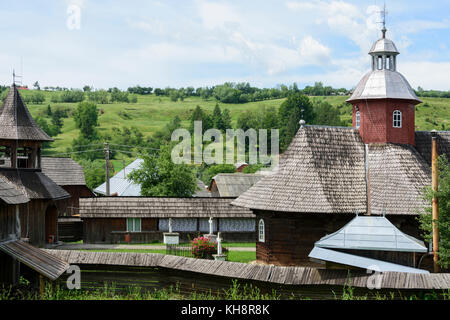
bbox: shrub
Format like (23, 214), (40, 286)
(191, 236), (217, 259)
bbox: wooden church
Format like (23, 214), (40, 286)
(0, 84), (70, 285)
(232, 27), (450, 269)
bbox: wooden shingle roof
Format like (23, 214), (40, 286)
(41, 157), (87, 186)
(210, 173), (263, 197)
(415, 131), (450, 166)
(232, 126), (439, 216)
(80, 197), (254, 218)
(0, 85), (52, 141)
(0, 240), (69, 280)
(368, 144), (431, 215)
(0, 169), (70, 201)
(232, 126), (368, 214)
(0, 175), (29, 204)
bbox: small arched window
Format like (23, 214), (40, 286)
(258, 219), (265, 242)
(355, 111), (361, 129)
(393, 110), (402, 128)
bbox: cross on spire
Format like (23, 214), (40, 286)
(379, 3), (388, 38)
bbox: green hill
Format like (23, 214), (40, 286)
(19, 89), (450, 157)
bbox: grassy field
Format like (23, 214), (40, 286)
(19, 89), (450, 159)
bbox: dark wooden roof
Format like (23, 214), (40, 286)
(41, 157), (87, 186)
(0, 85), (52, 141)
(369, 144), (431, 215)
(0, 175), (29, 204)
(0, 168), (70, 201)
(46, 250), (450, 290)
(0, 240), (69, 280)
(80, 197), (255, 218)
(232, 126), (368, 214)
(233, 126), (439, 216)
(415, 131), (450, 166)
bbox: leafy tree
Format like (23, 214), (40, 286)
(278, 93), (314, 151)
(83, 85), (92, 92)
(110, 88), (129, 103)
(222, 108), (232, 130)
(312, 100), (344, 126)
(212, 103), (225, 131)
(88, 90), (110, 104)
(46, 105), (52, 116)
(30, 92), (45, 104)
(128, 143), (197, 197)
(236, 111), (258, 132)
(59, 90), (85, 103)
(73, 102), (99, 140)
(189, 105), (213, 134)
(33, 81), (40, 90)
(418, 155), (450, 269)
(76, 159), (105, 190)
(200, 164), (236, 186)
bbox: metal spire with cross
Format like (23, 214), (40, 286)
(378, 3), (388, 39)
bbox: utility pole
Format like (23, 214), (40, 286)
(105, 142), (110, 196)
(431, 130), (440, 273)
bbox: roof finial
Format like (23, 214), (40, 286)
(299, 108), (305, 128)
(380, 3), (388, 39)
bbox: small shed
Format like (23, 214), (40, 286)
(80, 197), (255, 243)
(208, 173), (263, 197)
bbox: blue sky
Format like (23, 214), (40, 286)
(0, 0), (449, 90)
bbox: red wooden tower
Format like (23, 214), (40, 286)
(347, 27), (421, 146)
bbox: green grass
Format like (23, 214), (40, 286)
(77, 248), (256, 263)
(21, 90), (450, 157)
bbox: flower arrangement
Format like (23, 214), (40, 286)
(191, 236), (217, 259)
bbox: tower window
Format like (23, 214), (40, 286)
(393, 110), (402, 128)
(377, 56), (383, 70)
(355, 111), (361, 129)
(258, 219), (265, 242)
(386, 56), (391, 70)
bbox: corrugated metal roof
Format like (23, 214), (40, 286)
(94, 159), (143, 196)
(315, 216), (427, 253)
(309, 247), (429, 274)
(0, 240), (70, 280)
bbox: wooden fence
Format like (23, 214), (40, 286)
(46, 250), (450, 299)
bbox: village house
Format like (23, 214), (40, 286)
(41, 157), (94, 216)
(0, 84), (70, 285)
(208, 173), (263, 197)
(80, 197), (255, 243)
(232, 28), (450, 269)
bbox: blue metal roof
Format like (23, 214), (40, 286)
(315, 216), (427, 253)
